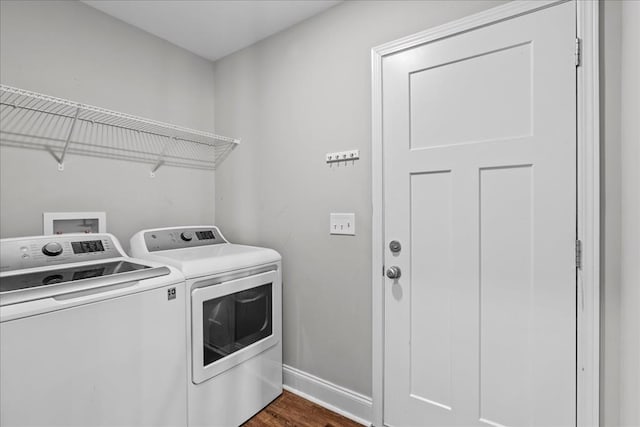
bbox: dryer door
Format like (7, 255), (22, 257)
(191, 270), (281, 384)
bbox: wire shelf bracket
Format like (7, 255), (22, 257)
(0, 84), (240, 175)
(57, 106), (80, 171)
(150, 136), (174, 178)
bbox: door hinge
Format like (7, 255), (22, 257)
(575, 239), (582, 269)
(575, 37), (581, 67)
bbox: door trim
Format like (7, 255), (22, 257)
(370, 1), (600, 426)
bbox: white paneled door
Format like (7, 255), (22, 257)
(382, 2), (576, 426)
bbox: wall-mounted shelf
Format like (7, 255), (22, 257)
(0, 84), (239, 175)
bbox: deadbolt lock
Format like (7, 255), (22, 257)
(389, 240), (402, 253)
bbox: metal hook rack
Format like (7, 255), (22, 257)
(0, 84), (240, 176)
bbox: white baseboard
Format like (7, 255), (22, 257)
(282, 364), (373, 426)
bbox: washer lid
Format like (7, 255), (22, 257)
(138, 244), (281, 279)
(0, 260), (171, 307)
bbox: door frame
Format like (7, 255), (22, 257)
(370, 1), (600, 426)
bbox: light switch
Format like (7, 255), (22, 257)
(330, 213), (355, 235)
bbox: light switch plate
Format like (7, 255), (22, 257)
(330, 213), (355, 235)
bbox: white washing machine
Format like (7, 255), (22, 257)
(0, 233), (188, 427)
(130, 226), (282, 427)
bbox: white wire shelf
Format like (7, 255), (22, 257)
(0, 84), (239, 175)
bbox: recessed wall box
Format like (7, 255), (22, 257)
(43, 212), (107, 235)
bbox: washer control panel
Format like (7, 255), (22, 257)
(143, 227), (228, 252)
(1, 234), (122, 273)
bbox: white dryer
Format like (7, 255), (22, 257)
(0, 233), (188, 427)
(130, 226), (282, 427)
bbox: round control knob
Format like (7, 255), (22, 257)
(42, 242), (63, 256)
(180, 231), (194, 242)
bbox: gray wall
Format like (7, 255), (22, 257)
(600, 2), (622, 425)
(0, 0), (217, 250)
(601, 2), (640, 425)
(619, 1), (640, 425)
(213, 0), (506, 397)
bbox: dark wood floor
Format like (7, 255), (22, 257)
(242, 390), (363, 427)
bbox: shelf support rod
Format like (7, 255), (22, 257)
(58, 107), (81, 171)
(150, 136), (174, 177)
(150, 159), (165, 177)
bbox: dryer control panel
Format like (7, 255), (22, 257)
(142, 226), (229, 252)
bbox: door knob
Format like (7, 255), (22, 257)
(386, 266), (401, 279)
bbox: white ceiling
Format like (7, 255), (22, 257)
(82, 0), (341, 62)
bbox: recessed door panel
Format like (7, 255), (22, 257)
(410, 43), (532, 149)
(410, 171), (453, 410)
(479, 165), (533, 427)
